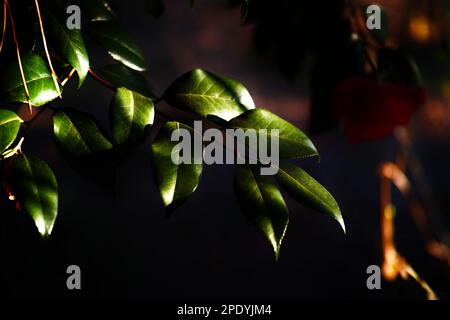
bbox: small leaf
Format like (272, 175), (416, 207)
(163, 69), (255, 121)
(77, 0), (116, 22)
(110, 88), (154, 145)
(229, 108), (318, 160)
(52, 109), (113, 157)
(0, 54), (61, 107)
(47, 13), (90, 87)
(146, 0), (165, 18)
(276, 163), (345, 233)
(85, 21), (148, 71)
(0, 109), (23, 154)
(95, 64), (156, 98)
(8, 155), (58, 237)
(151, 122), (202, 209)
(234, 165), (289, 259)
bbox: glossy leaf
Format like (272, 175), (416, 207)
(163, 69), (255, 121)
(0, 110), (23, 154)
(276, 163), (345, 232)
(8, 155), (58, 237)
(53, 109), (113, 157)
(110, 88), (154, 145)
(0, 54), (61, 107)
(85, 21), (148, 71)
(151, 122), (202, 209)
(48, 14), (90, 87)
(229, 108), (318, 159)
(234, 165), (289, 259)
(95, 64), (155, 98)
(77, 0), (116, 21)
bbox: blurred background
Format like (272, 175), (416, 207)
(1, 0), (449, 299)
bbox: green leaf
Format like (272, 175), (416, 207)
(52, 109), (113, 157)
(0, 54), (61, 107)
(77, 0), (116, 22)
(146, 0), (165, 18)
(0, 110), (23, 154)
(95, 64), (156, 98)
(163, 69), (255, 121)
(190, 0), (196, 8)
(48, 14), (89, 87)
(234, 165), (289, 260)
(110, 88), (154, 145)
(229, 108), (318, 160)
(85, 21), (148, 71)
(276, 163), (345, 233)
(151, 122), (202, 209)
(8, 155), (58, 237)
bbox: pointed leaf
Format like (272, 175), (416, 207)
(110, 88), (154, 145)
(85, 21), (148, 71)
(276, 163), (345, 232)
(77, 0), (116, 22)
(48, 14), (90, 87)
(229, 108), (318, 159)
(234, 165), (289, 259)
(0, 54), (61, 107)
(95, 64), (155, 98)
(52, 109), (113, 157)
(151, 122), (202, 208)
(163, 69), (255, 121)
(8, 155), (58, 237)
(0, 110), (23, 153)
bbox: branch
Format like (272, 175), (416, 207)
(34, 0), (61, 97)
(5, 0), (32, 113)
(379, 162), (438, 300)
(0, 0), (7, 54)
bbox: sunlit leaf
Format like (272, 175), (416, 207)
(85, 21), (148, 71)
(52, 109), (113, 157)
(163, 69), (255, 121)
(0, 110), (22, 154)
(229, 108), (318, 159)
(0, 54), (61, 107)
(151, 122), (202, 209)
(8, 155), (58, 237)
(47, 14), (89, 87)
(95, 64), (155, 98)
(275, 163), (345, 232)
(234, 165), (289, 260)
(110, 87), (154, 145)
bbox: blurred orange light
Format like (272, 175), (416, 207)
(409, 16), (431, 43)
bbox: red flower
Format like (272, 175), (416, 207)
(333, 77), (426, 144)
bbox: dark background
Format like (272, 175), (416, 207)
(1, 0), (449, 299)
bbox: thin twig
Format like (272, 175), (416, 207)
(0, 0), (7, 54)
(61, 67), (76, 86)
(379, 162), (438, 300)
(34, 0), (61, 97)
(88, 68), (116, 92)
(5, 0), (32, 113)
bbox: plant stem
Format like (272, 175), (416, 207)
(34, 0), (61, 97)
(5, 0), (32, 113)
(0, 0), (7, 54)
